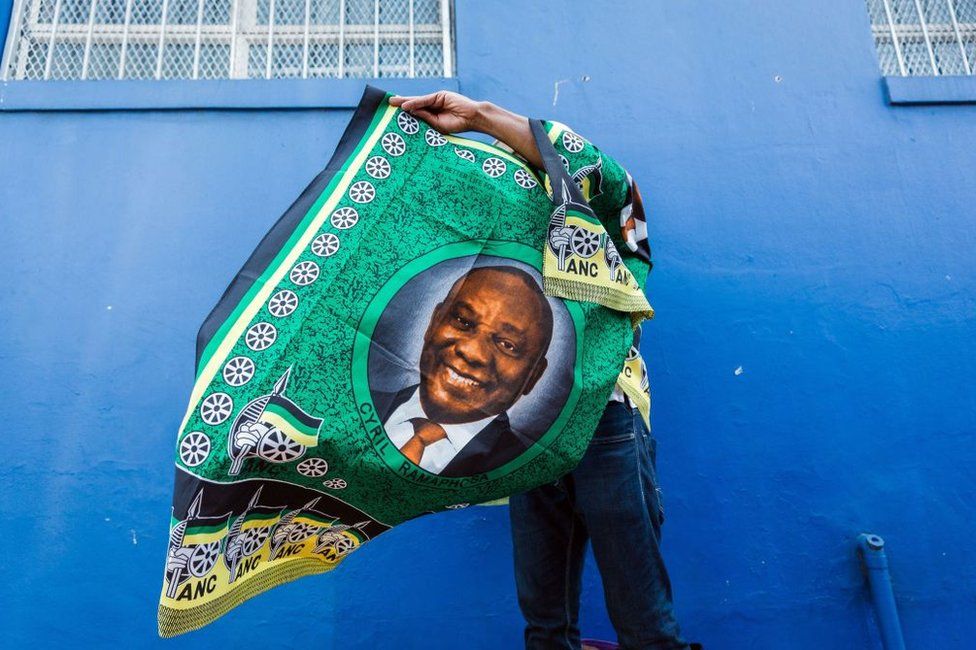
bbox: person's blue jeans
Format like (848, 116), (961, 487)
(509, 400), (690, 650)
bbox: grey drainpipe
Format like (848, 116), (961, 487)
(857, 533), (907, 650)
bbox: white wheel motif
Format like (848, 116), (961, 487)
(424, 129), (447, 147)
(245, 322), (277, 351)
(322, 478), (347, 490)
(571, 228), (601, 258)
(381, 132), (406, 156)
(267, 289), (298, 317)
(454, 147), (476, 162)
(290, 260), (319, 286)
(286, 522), (316, 543)
(514, 169), (537, 189)
(200, 392), (233, 425)
(348, 180), (375, 204)
(179, 431), (211, 467)
(397, 112), (419, 134)
(238, 528), (270, 556)
(188, 541), (220, 577)
(223, 356), (255, 387)
(482, 157), (507, 178)
(258, 428), (305, 463)
(560, 155), (570, 172)
(330, 207), (359, 230)
(562, 131), (585, 153)
(297, 457), (329, 477)
(311, 233), (340, 257)
(332, 535), (355, 556)
(365, 156), (391, 179)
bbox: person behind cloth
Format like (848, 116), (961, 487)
(375, 265), (554, 477)
(389, 91), (695, 650)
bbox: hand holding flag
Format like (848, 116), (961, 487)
(230, 422), (264, 475)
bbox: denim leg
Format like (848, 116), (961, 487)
(573, 402), (689, 650)
(510, 478), (588, 650)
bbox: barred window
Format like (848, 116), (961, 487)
(0, 0), (453, 81)
(866, 0), (976, 76)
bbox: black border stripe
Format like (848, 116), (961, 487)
(195, 84), (388, 369)
(173, 468), (389, 539)
(529, 118), (590, 210)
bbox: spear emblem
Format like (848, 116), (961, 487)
(312, 521), (370, 555)
(225, 487), (263, 584)
(548, 180), (574, 272)
(165, 490), (204, 599)
(270, 497), (321, 560)
(229, 369), (292, 476)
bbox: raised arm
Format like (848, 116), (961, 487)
(388, 91), (544, 168)
(390, 91), (651, 266)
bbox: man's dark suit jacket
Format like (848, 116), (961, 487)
(372, 383), (531, 477)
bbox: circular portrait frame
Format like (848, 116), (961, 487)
(352, 240), (584, 485)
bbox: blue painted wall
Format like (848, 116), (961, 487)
(2, 0), (974, 647)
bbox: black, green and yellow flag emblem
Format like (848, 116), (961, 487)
(258, 395), (322, 447)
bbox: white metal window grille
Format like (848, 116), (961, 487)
(1, 0), (453, 81)
(866, 0), (976, 75)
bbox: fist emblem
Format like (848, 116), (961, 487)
(166, 547), (192, 572)
(549, 226), (574, 252)
(235, 421), (268, 449)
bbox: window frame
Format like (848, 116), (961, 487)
(866, 0), (976, 104)
(883, 73), (976, 103)
(0, 0), (458, 110)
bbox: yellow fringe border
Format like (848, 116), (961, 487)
(157, 558), (339, 638)
(542, 276), (654, 326)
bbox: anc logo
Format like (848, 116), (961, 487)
(226, 367), (323, 476)
(163, 488), (369, 604)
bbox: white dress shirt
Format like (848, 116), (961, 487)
(608, 383), (627, 404)
(384, 387), (497, 474)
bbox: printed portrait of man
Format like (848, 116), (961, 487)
(371, 265), (555, 477)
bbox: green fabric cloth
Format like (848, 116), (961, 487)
(158, 86), (652, 637)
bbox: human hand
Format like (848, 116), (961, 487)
(272, 526), (290, 546)
(234, 422), (264, 449)
(390, 91), (545, 168)
(549, 226), (573, 252)
(388, 91), (487, 135)
(225, 535), (244, 559)
(166, 547), (192, 572)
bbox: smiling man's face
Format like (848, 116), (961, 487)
(418, 267), (553, 425)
